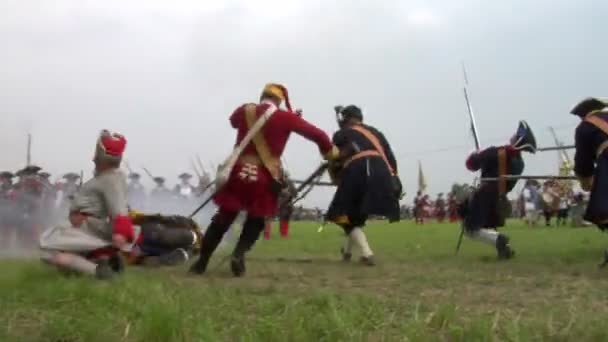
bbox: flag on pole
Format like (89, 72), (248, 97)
(418, 160), (427, 192)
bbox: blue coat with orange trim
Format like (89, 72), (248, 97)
(463, 146), (524, 230)
(574, 111), (608, 227)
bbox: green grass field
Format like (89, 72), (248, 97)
(2, 220), (608, 342)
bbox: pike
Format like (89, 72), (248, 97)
(26, 133), (32, 166)
(124, 160), (134, 174)
(456, 63), (480, 254)
(142, 167), (155, 180)
(190, 159), (203, 179)
(196, 155), (208, 177)
(462, 62), (481, 150)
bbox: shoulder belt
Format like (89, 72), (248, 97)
(347, 125), (395, 175)
(584, 115), (608, 158)
(497, 148), (507, 195)
(244, 104), (282, 180)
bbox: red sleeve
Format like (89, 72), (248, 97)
(284, 114), (333, 155)
(229, 105), (244, 129)
(113, 215), (135, 242)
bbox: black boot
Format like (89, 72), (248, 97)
(496, 234), (515, 260)
(230, 252), (246, 277)
(95, 260), (116, 280)
(108, 252), (125, 273)
(229, 216), (265, 277)
(188, 212), (234, 275)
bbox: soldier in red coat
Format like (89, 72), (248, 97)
(189, 83), (339, 277)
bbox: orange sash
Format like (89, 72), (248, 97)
(349, 125), (395, 175)
(243, 104), (282, 180)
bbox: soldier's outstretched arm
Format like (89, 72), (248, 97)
(287, 114), (338, 159)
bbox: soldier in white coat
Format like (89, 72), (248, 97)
(39, 130), (136, 279)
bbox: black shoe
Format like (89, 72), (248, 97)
(599, 249), (608, 268)
(159, 248), (189, 266)
(108, 252), (125, 273)
(230, 254), (246, 277)
(496, 234), (515, 260)
(188, 256), (209, 275)
(359, 255), (376, 266)
(340, 247), (352, 262)
(95, 260), (116, 280)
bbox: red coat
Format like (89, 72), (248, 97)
(213, 101), (333, 217)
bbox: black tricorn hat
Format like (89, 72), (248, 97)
(63, 172), (81, 181)
(16, 165), (42, 176)
(570, 97), (607, 117)
(511, 120), (537, 153)
(0, 171), (14, 179)
(153, 177), (165, 184)
(339, 105), (363, 121)
(128, 172), (141, 179)
(178, 173), (192, 180)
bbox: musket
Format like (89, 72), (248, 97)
(188, 179), (217, 218)
(536, 145), (575, 152)
(292, 180), (334, 187)
(481, 175), (577, 181)
(288, 163), (330, 205)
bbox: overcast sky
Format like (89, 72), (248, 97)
(1, 0), (606, 208)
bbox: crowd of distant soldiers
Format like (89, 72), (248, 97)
(404, 180), (589, 227)
(0, 165), (331, 250)
(0, 166), (221, 250)
(0, 163), (590, 253)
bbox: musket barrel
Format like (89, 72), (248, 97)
(537, 145), (575, 152)
(292, 180), (334, 187)
(481, 175), (577, 181)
